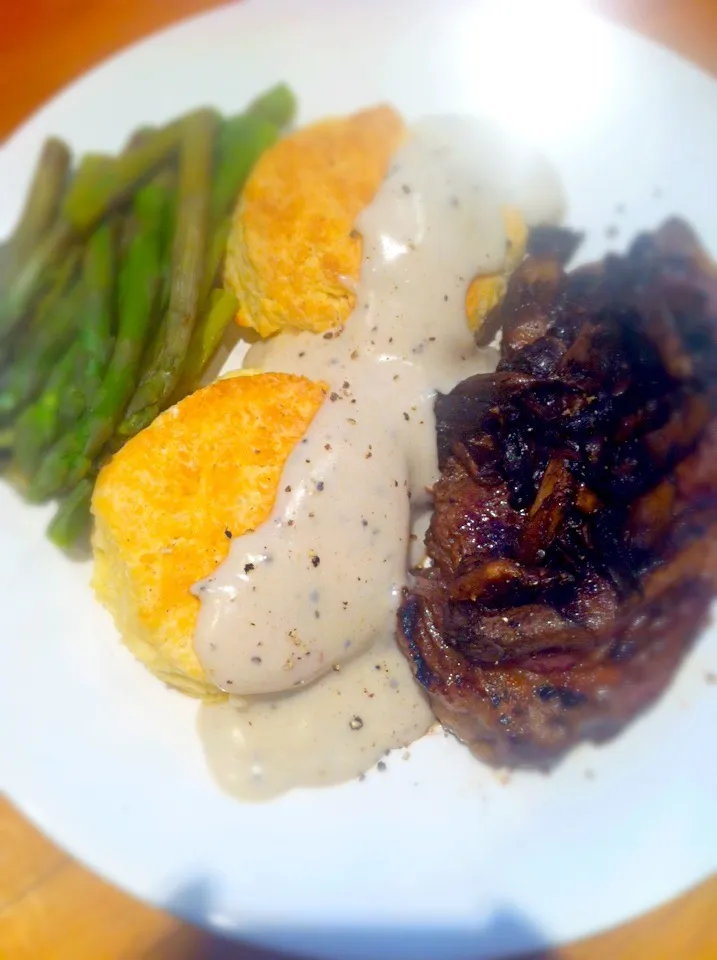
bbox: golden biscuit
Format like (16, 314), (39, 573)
(224, 105), (406, 338)
(92, 373), (327, 698)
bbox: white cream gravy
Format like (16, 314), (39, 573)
(194, 116), (563, 800)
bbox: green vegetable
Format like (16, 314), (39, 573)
(27, 221), (117, 500)
(0, 113), (205, 342)
(61, 111), (213, 232)
(77, 220), (117, 395)
(34, 171), (172, 488)
(247, 82), (297, 127)
(0, 85), (298, 549)
(0, 254), (80, 417)
(119, 109), (218, 425)
(84, 175), (171, 454)
(47, 477), (94, 550)
(198, 114), (279, 306)
(173, 288), (238, 402)
(210, 114), (279, 225)
(199, 220), (231, 307)
(61, 153), (115, 225)
(2, 137), (71, 275)
(13, 343), (81, 477)
(122, 127), (156, 153)
(0, 220), (75, 344)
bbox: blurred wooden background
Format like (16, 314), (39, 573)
(1, 1), (717, 958)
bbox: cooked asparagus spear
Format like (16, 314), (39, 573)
(198, 114), (279, 306)
(2, 137), (71, 273)
(1, 86), (297, 547)
(0, 253), (80, 417)
(13, 342), (81, 477)
(47, 477), (94, 550)
(0, 220), (76, 344)
(61, 153), (114, 223)
(84, 174), (171, 453)
(0, 113), (207, 342)
(210, 114), (278, 225)
(62, 111), (214, 232)
(76, 220), (116, 397)
(119, 110), (218, 425)
(247, 82), (297, 127)
(34, 173), (171, 488)
(173, 288), (238, 401)
(27, 221), (116, 500)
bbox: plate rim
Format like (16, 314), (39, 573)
(2, 2), (717, 957)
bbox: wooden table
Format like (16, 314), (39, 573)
(1, 1), (717, 957)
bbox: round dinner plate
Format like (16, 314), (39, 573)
(2, 2), (717, 958)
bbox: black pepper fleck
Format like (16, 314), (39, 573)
(316, 481), (325, 492)
(402, 184), (411, 194)
(251, 656), (262, 664)
(311, 555), (321, 567)
(244, 563), (255, 574)
(377, 761), (387, 771)
(349, 716), (364, 730)
(224, 529), (233, 539)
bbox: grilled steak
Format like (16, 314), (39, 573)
(398, 219), (717, 767)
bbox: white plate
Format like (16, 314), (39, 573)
(2, 2), (717, 958)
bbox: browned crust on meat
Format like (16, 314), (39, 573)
(399, 221), (717, 767)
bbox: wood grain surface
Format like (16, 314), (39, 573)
(1, 1), (717, 958)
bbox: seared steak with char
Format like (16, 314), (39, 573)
(398, 219), (717, 767)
